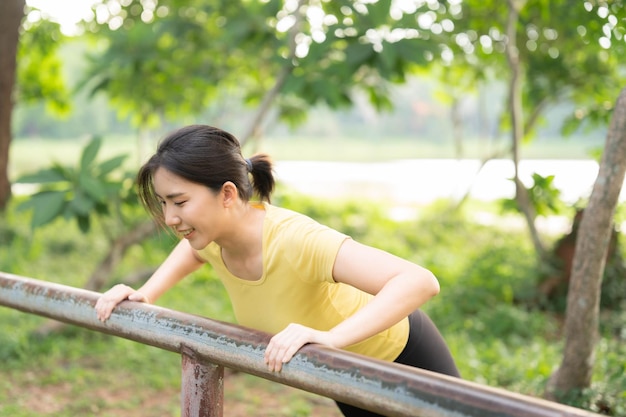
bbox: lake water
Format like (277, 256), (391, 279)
(274, 158), (622, 233)
(274, 159), (607, 205)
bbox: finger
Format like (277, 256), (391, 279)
(95, 297), (113, 321)
(266, 335), (295, 362)
(96, 299), (116, 322)
(95, 298), (110, 321)
(127, 292), (147, 302)
(265, 339), (289, 372)
(95, 285), (135, 322)
(265, 331), (307, 372)
(269, 342), (302, 372)
(264, 342), (281, 371)
(280, 344), (302, 365)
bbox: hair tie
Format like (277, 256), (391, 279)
(245, 158), (253, 172)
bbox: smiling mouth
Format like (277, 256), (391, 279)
(179, 228), (194, 238)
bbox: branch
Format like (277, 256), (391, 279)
(238, 0), (307, 146)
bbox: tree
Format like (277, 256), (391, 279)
(431, 0), (626, 402)
(0, 2), (70, 211)
(78, 0), (443, 147)
(545, 88), (626, 401)
(437, 0), (626, 259)
(78, 0), (284, 155)
(504, 0), (546, 256)
(0, 0), (25, 211)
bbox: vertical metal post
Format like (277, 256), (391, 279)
(181, 347), (224, 417)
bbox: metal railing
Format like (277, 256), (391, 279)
(0, 272), (601, 417)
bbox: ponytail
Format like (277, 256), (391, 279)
(246, 153), (275, 203)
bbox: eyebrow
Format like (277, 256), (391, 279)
(155, 192), (186, 200)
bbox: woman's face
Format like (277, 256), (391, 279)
(153, 167), (225, 250)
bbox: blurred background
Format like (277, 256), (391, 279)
(1, 1), (625, 416)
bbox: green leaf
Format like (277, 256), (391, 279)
(17, 19), (71, 113)
(79, 174), (107, 201)
(15, 168), (67, 184)
(98, 155), (127, 176)
(102, 180), (125, 197)
(368, 0), (392, 25)
(76, 215), (91, 233)
(68, 192), (95, 216)
(94, 201), (110, 216)
(80, 136), (102, 173)
(27, 191), (67, 229)
(345, 43), (375, 69)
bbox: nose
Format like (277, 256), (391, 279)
(164, 205), (181, 227)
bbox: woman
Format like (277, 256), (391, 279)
(95, 124), (459, 416)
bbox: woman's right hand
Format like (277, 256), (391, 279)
(95, 284), (150, 322)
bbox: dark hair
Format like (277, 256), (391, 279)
(137, 125), (275, 224)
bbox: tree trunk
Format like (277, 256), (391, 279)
(35, 221), (158, 335)
(504, 0), (545, 259)
(82, 221), (158, 292)
(545, 87), (626, 400)
(0, 0), (25, 211)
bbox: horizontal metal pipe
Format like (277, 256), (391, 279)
(0, 272), (600, 417)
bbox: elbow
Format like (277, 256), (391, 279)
(432, 275), (441, 297)
(406, 266), (440, 301)
(416, 267), (439, 299)
(429, 271), (441, 298)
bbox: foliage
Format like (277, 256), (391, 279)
(15, 136), (135, 233)
(76, 0), (442, 130)
(438, 0), (626, 137)
(601, 254), (626, 310)
(500, 172), (565, 217)
(77, 0), (271, 127)
(16, 15), (70, 113)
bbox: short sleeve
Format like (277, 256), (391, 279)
(264, 206), (350, 284)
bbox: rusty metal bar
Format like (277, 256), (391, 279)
(181, 347), (224, 417)
(0, 272), (601, 417)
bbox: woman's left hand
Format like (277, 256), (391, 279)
(264, 323), (335, 372)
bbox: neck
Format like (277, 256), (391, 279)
(217, 202), (265, 256)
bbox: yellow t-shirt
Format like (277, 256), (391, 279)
(196, 202), (409, 362)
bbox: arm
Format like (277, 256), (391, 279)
(326, 239), (439, 347)
(95, 239), (205, 321)
(264, 239), (439, 371)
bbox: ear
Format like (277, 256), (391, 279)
(220, 181), (239, 207)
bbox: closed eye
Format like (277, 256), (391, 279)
(174, 201), (187, 207)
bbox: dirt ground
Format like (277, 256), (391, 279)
(8, 369), (344, 416)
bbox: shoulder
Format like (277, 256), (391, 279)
(264, 203), (350, 282)
(264, 203), (347, 241)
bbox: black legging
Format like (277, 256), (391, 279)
(335, 309), (460, 417)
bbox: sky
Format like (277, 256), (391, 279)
(26, 0), (99, 35)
